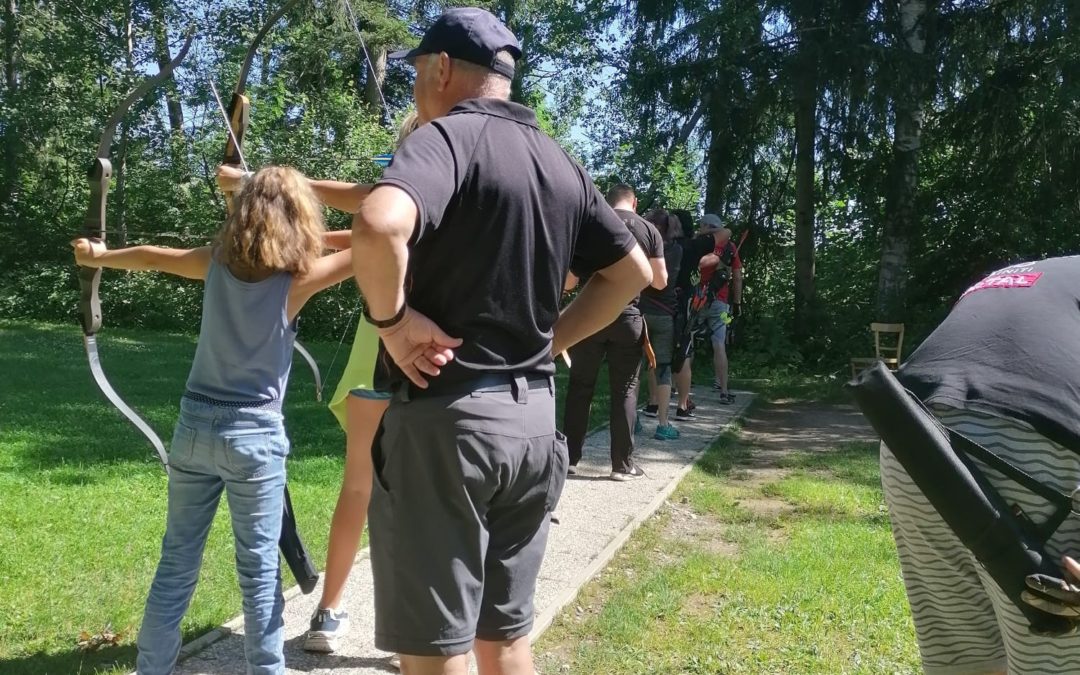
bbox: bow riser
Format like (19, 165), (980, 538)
(221, 94), (250, 213)
(78, 158), (113, 336)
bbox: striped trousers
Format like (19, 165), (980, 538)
(882, 406), (1080, 674)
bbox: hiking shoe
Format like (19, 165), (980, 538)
(643, 404), (659, 418)
(654, 424), (680, 440)
(304, 607), (350, 653)
(676, 407), (695, 420)
(610, 464), (646, 481)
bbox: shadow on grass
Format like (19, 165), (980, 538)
(0, 621), (221, 675)
(0, 644), (137, 675)
(696, 430), (754, 478)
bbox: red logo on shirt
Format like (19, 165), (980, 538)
(960, 272), (1043, 299)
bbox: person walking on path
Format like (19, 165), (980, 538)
(683, 214), (742, 403)
(640, 208), (683, 440)
(348, 8), (652, 675)
(563, 183), (667, 478)
(74, 167), (355, 675)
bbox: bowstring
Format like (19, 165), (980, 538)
(319, 0), (395, 394)
(207, 78), (250, 172)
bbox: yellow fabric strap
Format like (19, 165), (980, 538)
(327, 317), (381, 430)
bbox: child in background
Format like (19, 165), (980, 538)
(73, 166), (354, 675)
(301, 111), (421, 657)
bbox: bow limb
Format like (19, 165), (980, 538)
(77, 30), (194, 471)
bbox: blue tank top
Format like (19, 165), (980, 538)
(185, 258), (296, 402)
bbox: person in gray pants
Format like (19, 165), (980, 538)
(348, 8), (653, 675)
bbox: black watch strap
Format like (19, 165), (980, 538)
(363, 303), (407, 329)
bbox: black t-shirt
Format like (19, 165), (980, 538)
(677, 234), (713, 292)
(376, 98), (637, 391)
(611, 208), (663, 315)
(899, 256), (1080, 454)
(642, 240), (682, 316)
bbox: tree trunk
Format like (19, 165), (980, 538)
(363, 45), (387, 114)
(150, 3), (183, 134)
(793, 46), (817, 339)
(115, 4), (135, 247)
(704, 90), (737, 215)
(876, 0), (933, 320)
(1, 0), (18, 207)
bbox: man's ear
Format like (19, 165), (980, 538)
(437, 52), (453, 91)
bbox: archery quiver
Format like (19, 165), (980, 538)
(848, 361), (1077, 636)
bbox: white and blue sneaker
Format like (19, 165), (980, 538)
(303, 606), (350, 653)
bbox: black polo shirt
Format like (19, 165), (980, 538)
(574, 208), (662, 316)
(375, 98), (637, 391)
(899, 256), (1080, 454)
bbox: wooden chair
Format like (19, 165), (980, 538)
(850, 322), (905, 377)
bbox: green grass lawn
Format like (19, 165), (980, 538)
(536, 433), (920, 674)
(0, 318), (613, 674)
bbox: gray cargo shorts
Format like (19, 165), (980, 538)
(367, 375), (568, 656)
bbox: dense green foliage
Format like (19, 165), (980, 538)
(3, 0), (1078, 371)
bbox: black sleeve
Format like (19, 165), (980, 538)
(570, 184), (636, 277)
(376, 122), (461, 244)
(667, 242), (683, 282)
(642, 220), (664, 259)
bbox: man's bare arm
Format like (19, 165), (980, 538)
(648, 255), (667, 290)
(553, 247), (652, 355)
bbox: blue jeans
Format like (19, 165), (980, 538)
(137, 398), (289, 675)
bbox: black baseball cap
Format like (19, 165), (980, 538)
(388, 7), (521, 79)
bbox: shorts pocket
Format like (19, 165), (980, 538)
(545, 431), (569, 512)
(224, 432), (285, 480)
(168, 422), (197, 467)
(370, 423), (392, 494)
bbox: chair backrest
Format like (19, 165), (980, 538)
(870, 322), (905, 362)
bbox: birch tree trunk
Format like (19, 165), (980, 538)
(876, 0), (934, 320)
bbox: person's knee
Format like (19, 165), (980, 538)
(473, 636), (532, 674)
(656, 365), (672, 385)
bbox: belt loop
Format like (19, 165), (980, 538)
(512, 374), (528, 405)
(396, 383), (411, 404)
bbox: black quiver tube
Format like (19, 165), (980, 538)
(280, 485), (319, 594)
(848, 361), (1072, 636)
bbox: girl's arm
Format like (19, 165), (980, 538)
(323, 230), (353, 250)
(310, 180), (374, 214)
(72, 239), (212, 280)
(217, 165), (373, 214)
(286, 249), (354, 320)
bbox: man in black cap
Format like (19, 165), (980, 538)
(349, 7), (652, 674)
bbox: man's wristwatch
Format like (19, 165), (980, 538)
(363, 303), (407, 329)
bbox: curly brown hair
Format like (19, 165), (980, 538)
(215, 166), (325, 276)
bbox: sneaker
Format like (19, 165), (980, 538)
(643, 404), (659, 418)
(718, 393), (735, 405)
(687, 396), (697, 412)
(712, 381), (724, 391)
(610, 464), (646, 481)
(654, 424), (680, 440)
(676, 407), (695, 420)
(304, 607), (350, 653)
(567, 464), (577, 476)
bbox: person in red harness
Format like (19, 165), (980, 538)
(682, 214), (742, 403)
